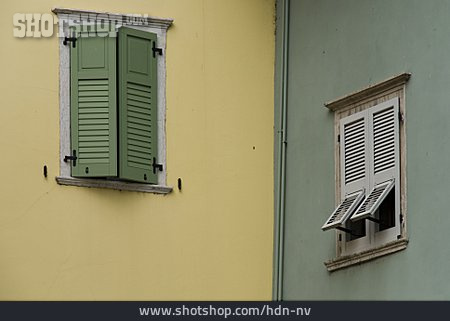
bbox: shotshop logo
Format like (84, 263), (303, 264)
(12, 13), (152, 38)
(13, 14), (56, 37)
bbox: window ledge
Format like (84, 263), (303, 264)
(324, 238), (408, 272)
(56, 176), (172, 194)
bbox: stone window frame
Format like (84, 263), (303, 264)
(52, 8), (173, 194)
(324, 73), (410, 272)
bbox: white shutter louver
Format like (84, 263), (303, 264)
(373, 105), (396, 174)
(344, 118), (366, 185)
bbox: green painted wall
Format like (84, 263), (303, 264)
(278, 0), (450, 299)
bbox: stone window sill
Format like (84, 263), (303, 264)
(324, 238), (408, 272)
(56, 176), (172, 194)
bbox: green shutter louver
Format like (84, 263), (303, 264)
(70, 27), (117, 177)
(118, 27), (158, 183)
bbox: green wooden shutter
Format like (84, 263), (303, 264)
(118, 27), (158, 183)
(70, 27), (117, 177)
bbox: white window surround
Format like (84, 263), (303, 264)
(53, 8), (173, 194)
(323, 73), (410, 272)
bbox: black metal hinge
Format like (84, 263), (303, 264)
(337, 134), (340, 143)
(64, 150), (77, 166)
(152, 157), (163, 174)
(398, 111), (404, 123)
(63, 36), (77, 48)
(152, 41), (163, 58)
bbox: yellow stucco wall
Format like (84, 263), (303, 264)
(0, 0), (275, 299)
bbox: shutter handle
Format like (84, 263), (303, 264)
(64, 150), (77, 166)
(152, 42), (163, 58)
(152, 157), (163, 174)
(63, 36), (77, 48)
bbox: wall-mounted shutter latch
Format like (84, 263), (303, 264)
(64, 150), (77, 166)
(63, 36), (77, 48)
(152, 157), (163, 174)
(152, 41), (163, 58)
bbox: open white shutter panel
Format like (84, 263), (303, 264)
(351, 98), (400, 222)
(351, 179), (394, 221)
(322, 112), (368, 231)
(322, 190), (365, 231)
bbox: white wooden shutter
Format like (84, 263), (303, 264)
(322, 111), (369, 231)
(351, 98), (400, 221)
(322, 190), (365, 231)
(351, 179), (394, 221)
